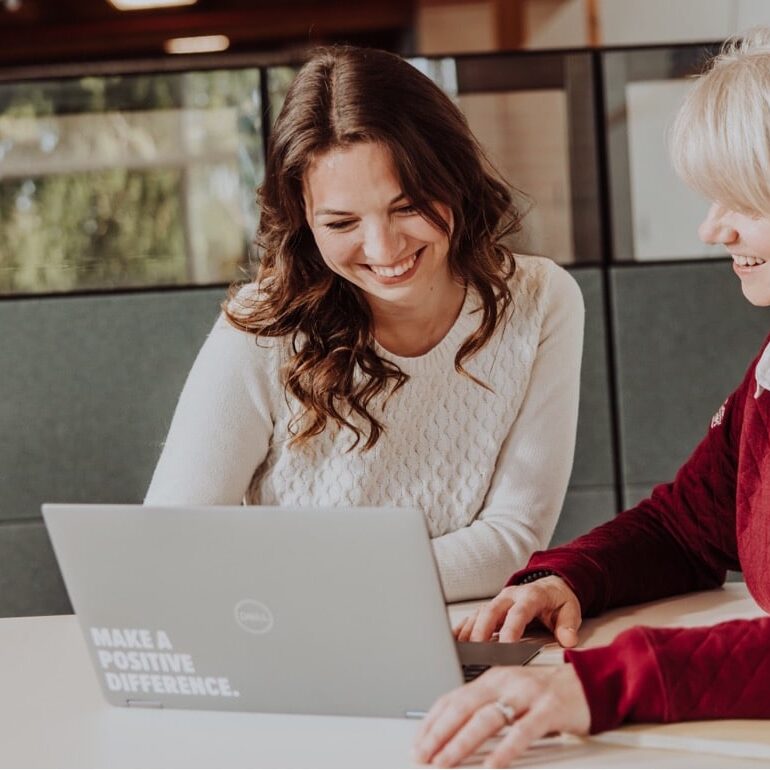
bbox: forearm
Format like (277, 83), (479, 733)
(433, 521), (542, 602)
(145, 315), (275, 505)
(515, 493), (730, 616)
(462, 264), (582, 599)
(565, 616), (770, 733)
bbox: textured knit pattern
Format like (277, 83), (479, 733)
(512, 334), (770, 732)
(146, 255), (584, 601)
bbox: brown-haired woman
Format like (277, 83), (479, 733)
(144, 46), (584, 602)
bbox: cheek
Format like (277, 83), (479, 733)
(427, 204), (454, 251)
(745, 221), (770, 255)
(408, 218), (451, 249)
(311, 230), (358, 271)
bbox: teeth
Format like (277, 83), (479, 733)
(733, 254), (767, 267)
(370, 252), (417, 277)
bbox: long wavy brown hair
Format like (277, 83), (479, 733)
(226, 46), (521, 450)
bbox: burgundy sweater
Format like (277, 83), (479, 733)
(510, 337), (770, 734)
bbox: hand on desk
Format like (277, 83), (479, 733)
(453, 576), (582, 647)
(413, 664), (591, 768)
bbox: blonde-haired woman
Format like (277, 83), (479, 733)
(145, 46), (584, 602)
(415, 27), (770, 767)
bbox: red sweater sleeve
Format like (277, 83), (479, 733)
(564, 616), (770, 733)
(508, 346), (762, 616)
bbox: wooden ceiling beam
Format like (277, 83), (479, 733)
(0, 1), (415, 64)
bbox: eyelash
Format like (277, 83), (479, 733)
(324, 220), (355, 231)
(323, 205), (418, 231)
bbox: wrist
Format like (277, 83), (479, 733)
(515, 569), (556, 585)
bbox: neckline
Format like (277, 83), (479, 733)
(372, 288), (479, 373)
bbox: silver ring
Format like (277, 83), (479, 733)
(491, 700), (516, 726)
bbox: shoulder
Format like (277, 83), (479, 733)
(508, 254), (584, 318)
(201, 315), (281, 378)
(199, 285), (283, 372)
(224, 281), (264, 319)
(218, 282), (283, 344)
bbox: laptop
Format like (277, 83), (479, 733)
(42, 504), (542, 718)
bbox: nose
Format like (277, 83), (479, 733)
(362, 219), (406, 263)
(698, 203), (738, 246)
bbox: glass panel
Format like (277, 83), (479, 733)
(408, 57), (458, 93)
(603, 45), (722, 262)
(266, 59), (574, 263)
(626, 79), (722, 261)
(0, 69), (263, 295)
(458, 90), (574, 263)
(267, 65), (299, 124)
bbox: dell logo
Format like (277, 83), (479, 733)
(234, 599), (274, 634)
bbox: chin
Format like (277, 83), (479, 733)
(742, 286), (770, 307)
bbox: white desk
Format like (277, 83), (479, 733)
(2, 584), (768, 768)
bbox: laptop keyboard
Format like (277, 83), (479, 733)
(462, 664), (490, 682)
(456, 639), (545, 682)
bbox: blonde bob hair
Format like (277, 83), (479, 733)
(670, 26), (770, 215)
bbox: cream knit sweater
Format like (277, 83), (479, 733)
(145, 255), (584, 601)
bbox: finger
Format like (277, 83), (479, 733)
(553, 602), (581, 648)
(454, 611), (478, 642)
(413, 686), (492, 763)
(469, 596), (514, 642)
(414, 691), (452, 743)
(496, 607), (531, 643)
(456, 616), (474, 642)
(483, 705), (551, 769)
(414, 687), (475, 746)
(431, 702), (507, 768)
(497, 594), (543, 643)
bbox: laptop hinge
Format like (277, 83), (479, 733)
(126, 699), (163, 709)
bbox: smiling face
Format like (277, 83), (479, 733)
(304, 141), (456, 316)
(698, 202), (770, 306)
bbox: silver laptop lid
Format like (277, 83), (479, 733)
(42, 504), (464, 717)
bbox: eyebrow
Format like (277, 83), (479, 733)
(314, 193), (407, 217)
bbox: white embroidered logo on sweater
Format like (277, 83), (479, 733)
(710, 401), (726, 429)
